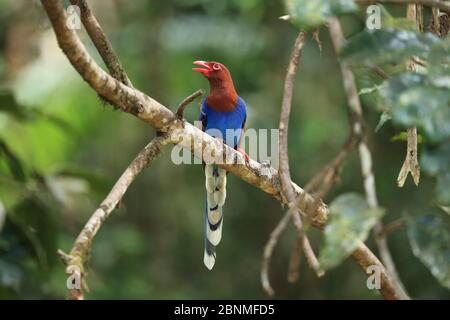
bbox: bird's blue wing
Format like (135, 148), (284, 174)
(201, 97), (247, 148)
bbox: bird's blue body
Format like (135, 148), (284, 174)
(199, 97), (247, 148)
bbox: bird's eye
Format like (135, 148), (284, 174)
(212, 63), (221, 71)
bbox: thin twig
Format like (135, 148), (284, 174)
(352, 239), (405, 300)
(277, 31), (311, 252)
(288, 232), (325, 283)
(261, 211), (291, 296)
(69, 0), (133, 87)
(371, 66), (390, 80)
(431, 3), (442, 35)
(329, 17), (410, 300)
(312, 29), (322, 56)
(263, 31), (320, 294)
(262, 132), (356, 294)
(429, 3), (448, 37)
(286, 132), (356, 282)
(397, 127), (420, 186)
(277, 31), (322, 282)
(383, 218), (406, 236)
(398, 5), (423, 187)
(287, 234), (302, 283)
(58, 136), (169, 299)
(278, 31), (307, 215)
(176, 89), (204, 118)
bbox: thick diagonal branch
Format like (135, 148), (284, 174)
(329, 17), (410, 300)
(69, 0), (132, 86)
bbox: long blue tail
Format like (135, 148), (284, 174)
(203, 164), (226, 270)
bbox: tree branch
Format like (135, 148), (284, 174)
(430, 2), (442, 35)
(352, 239), (406, 299)
(69, 0), (133, 86)
(286, 132), (357, 283)
(176, 89), (204, 118)
(396, 4), (423, 188)
(41, 0), (407, 300)
(58, 135), (169, 299)
(261, 211), (290, 296)
(278, 31), (307, 218)
(383, 218), (406, 236)
(397, 127), (420, 187)
(262, 131), (356, 295)
(277, 31), (322, 282)
(329, 17), (410, 300)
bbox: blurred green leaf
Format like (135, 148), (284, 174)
(390, 132), (408, 142)
(283, 0), (357, 30)
(0, 89), (76, 134)
(421, 142), (450, 206)
(405, 210), (450, 289)
(29, 108), (77, 135)
(0, 139), (27, 182)
(0, 90), (28, 120)
(341, 29), (438, 67)
(380, 73), (450, 143)
(390, 131), (424, 143)
(319, 193), (384, 270)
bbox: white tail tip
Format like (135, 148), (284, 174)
(203, 251), (215, 270)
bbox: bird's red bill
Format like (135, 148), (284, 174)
(192, 61), (212, 75)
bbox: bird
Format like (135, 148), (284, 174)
(192, 60), (249, 270)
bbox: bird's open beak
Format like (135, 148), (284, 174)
(192, 61), (211, 76)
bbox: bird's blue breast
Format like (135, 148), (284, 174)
(200, 97), (247, 148)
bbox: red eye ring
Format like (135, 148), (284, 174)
(212, 63), (221, 70)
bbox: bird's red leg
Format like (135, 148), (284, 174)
(236, 146), (250, 163)
(237, 126), (250, 163)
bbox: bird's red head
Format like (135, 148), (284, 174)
(192, 60), (238, 111)
(192, 61), (229, 80)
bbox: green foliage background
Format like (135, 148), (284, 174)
(0, 0), (449, 299)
